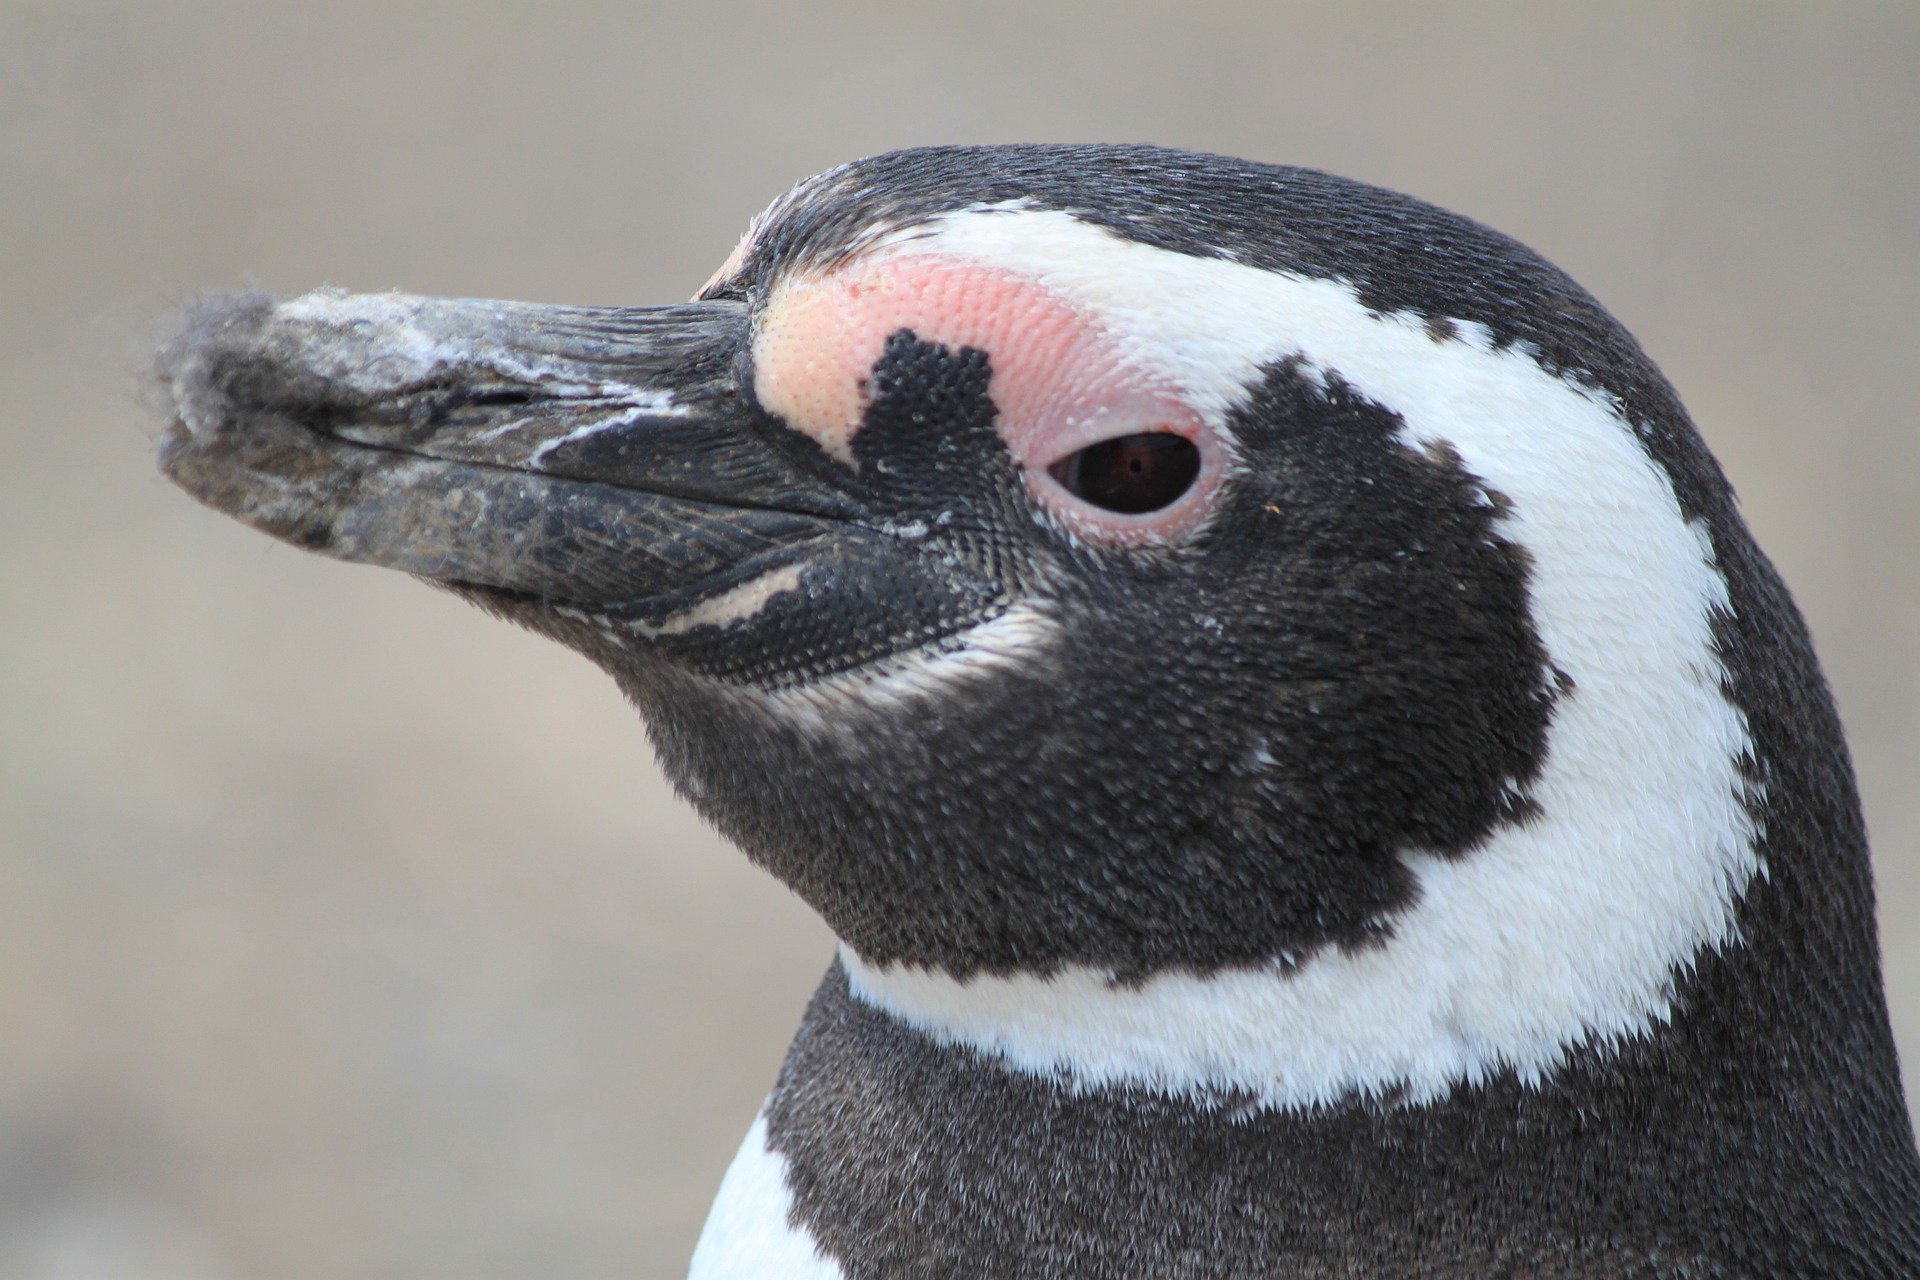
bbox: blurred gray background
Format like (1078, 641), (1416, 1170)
(3, 3), (1917, 1276)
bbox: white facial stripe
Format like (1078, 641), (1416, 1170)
(689, 1113), (844, 1280)
(843, 208), (1761, 1107)
(625, 562), (808, 639)
(743, 600), (1058, 731)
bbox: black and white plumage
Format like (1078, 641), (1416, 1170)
(156, 145), (1920, 1277)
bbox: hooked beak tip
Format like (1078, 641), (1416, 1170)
(154, 289), (280, 445)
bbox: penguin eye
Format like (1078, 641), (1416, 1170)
(1046, 433), (1201, 515)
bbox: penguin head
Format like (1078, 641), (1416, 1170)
(161, 145), (1848, 1103)
(638, 154), (1572, 984)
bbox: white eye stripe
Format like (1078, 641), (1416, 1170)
(842, 207), (1762, 1108)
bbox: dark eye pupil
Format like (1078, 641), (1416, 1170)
(1047, 433), (1201, 514)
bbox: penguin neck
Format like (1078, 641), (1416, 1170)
(761, 947), (1920, 1279)
(833, 787), (1764, 1112)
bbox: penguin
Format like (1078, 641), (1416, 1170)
(156, 144), (1920, 1278)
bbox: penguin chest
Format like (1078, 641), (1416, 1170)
(689, 1114), (843, 1280)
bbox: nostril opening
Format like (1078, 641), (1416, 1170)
(463, 387), (539, 408)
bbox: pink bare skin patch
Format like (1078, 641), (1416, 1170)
(752, 251), (1226, 544)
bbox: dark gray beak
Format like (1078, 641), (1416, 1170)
(157, 289), (850, 614)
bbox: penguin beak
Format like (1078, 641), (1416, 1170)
(157, 289), (851, 614)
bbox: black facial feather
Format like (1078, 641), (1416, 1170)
(851, 330), (1017, 514)
(628, 355), (1553, 978)
(629, 330), (1028, 687)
